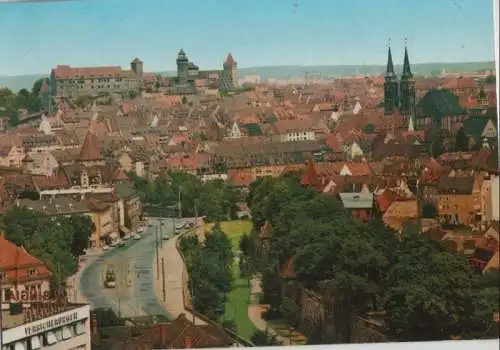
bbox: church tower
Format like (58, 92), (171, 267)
(399, 43), (416, 125)
(223, 53), (237, 88)
(383, 43), (399, 115)
(176, 49), (189, 84)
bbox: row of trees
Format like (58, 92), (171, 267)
(1, 207), (95, 286)
(129, 171), (239, 222)
(247, 175), (499, 342)
(179, 223), (234, 321)
(0, 78), (47, 126)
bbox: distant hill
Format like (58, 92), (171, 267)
(0, 61), (494, 92)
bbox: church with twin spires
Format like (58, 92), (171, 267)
(383, 42), (417, 130)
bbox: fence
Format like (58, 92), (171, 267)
(176, 230), (255, 347)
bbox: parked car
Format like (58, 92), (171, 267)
(133, 234), (142, 240)
(102, 245), (110, 251)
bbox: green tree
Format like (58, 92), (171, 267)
(280, 297), (300, 328)
(66, 215), (95, 257)
(384, 230), (476, 341)
(484, 74), (495, 84)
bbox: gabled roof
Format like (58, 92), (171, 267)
(0, 236), (52, 282)
(79, 130), (103, 161)
(463, 116), (494, 137)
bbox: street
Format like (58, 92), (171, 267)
(79, 218), (175, 319)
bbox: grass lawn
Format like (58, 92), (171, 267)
(206, 220), (256, 340)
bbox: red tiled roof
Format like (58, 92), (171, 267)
(375, 189), (396, 213)
(52, 65), (125, 79)
(79, 130), (103, 161)
(223, 53), (236, 67)
(0, 236), (52, 283)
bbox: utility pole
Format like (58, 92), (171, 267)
(161, 258), (166, 302)
(155, 227), (160, 280)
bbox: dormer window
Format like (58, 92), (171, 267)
(29, 268), (36, 276)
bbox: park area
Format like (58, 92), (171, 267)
(205, 220), (256, 340)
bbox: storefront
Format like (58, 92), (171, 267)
(2, 305), (91, 350)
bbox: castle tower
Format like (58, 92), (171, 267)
(399, 42), (416, 125)
(383, 42), (399, 115)
(176, 49), (189, 84)
(223, 53), (237, 88)
(131, 57), (144, 77)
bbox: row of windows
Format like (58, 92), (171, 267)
(0, 268), (37, 280)
(59, 78), (123, 84)
(2, 320), (86, 350)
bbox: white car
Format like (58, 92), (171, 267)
(123, 235), (130, 241)
(133, 234), (142, 240)
(137, 226), (145, 233)
(102, 245), (110, 251)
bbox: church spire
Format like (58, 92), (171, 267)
(383, 39), (399, 115)
(386, 40), (395, 77)
(402, 39), (413, 79)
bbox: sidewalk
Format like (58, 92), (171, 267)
(247, 277), (292, 345)
(152, 223), (206, 324)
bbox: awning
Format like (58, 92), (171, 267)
(30, 336), (42, 350)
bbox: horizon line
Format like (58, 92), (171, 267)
(0, 60), (495, 78)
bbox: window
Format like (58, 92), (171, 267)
(30, 336), (42, 350)
(0, 271), (4, 280)
(74, 321), (86, 335)
(62, 326), (73, 340)
(29, 268), (36, 276)
(45, 331), (58, 345)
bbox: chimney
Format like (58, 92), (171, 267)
(184, 336), (193, 349)
(160, 324), (169, 346)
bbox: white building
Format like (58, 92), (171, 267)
(1, 304), (91, 350)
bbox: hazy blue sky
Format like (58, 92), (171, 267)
(0, 0), (496, 75)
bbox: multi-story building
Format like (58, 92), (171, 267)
(50, 58), (152, 99)
(1, 303), (91, 350)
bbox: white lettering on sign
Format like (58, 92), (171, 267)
(24, 312), (78, 336)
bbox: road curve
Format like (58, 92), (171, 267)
(79, 221), (172, 319)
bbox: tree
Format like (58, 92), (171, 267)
(455, 127), (469, 152)
(67, 215), (95, 257)
(384, 230), (476, 341)
(280, 297), (300, 328)
(250, 328), (282, 346)
(484, 74), (495, 84)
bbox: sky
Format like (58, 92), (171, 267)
(0, 0), (496, 76)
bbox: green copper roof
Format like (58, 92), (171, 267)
(416, 88), (465, 118)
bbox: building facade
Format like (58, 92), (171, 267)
(50, 58), (149, 99)
(1, 304), (91, 350)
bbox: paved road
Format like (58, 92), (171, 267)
(79, 218), (174, 319)
(153, 219), (207, 325)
